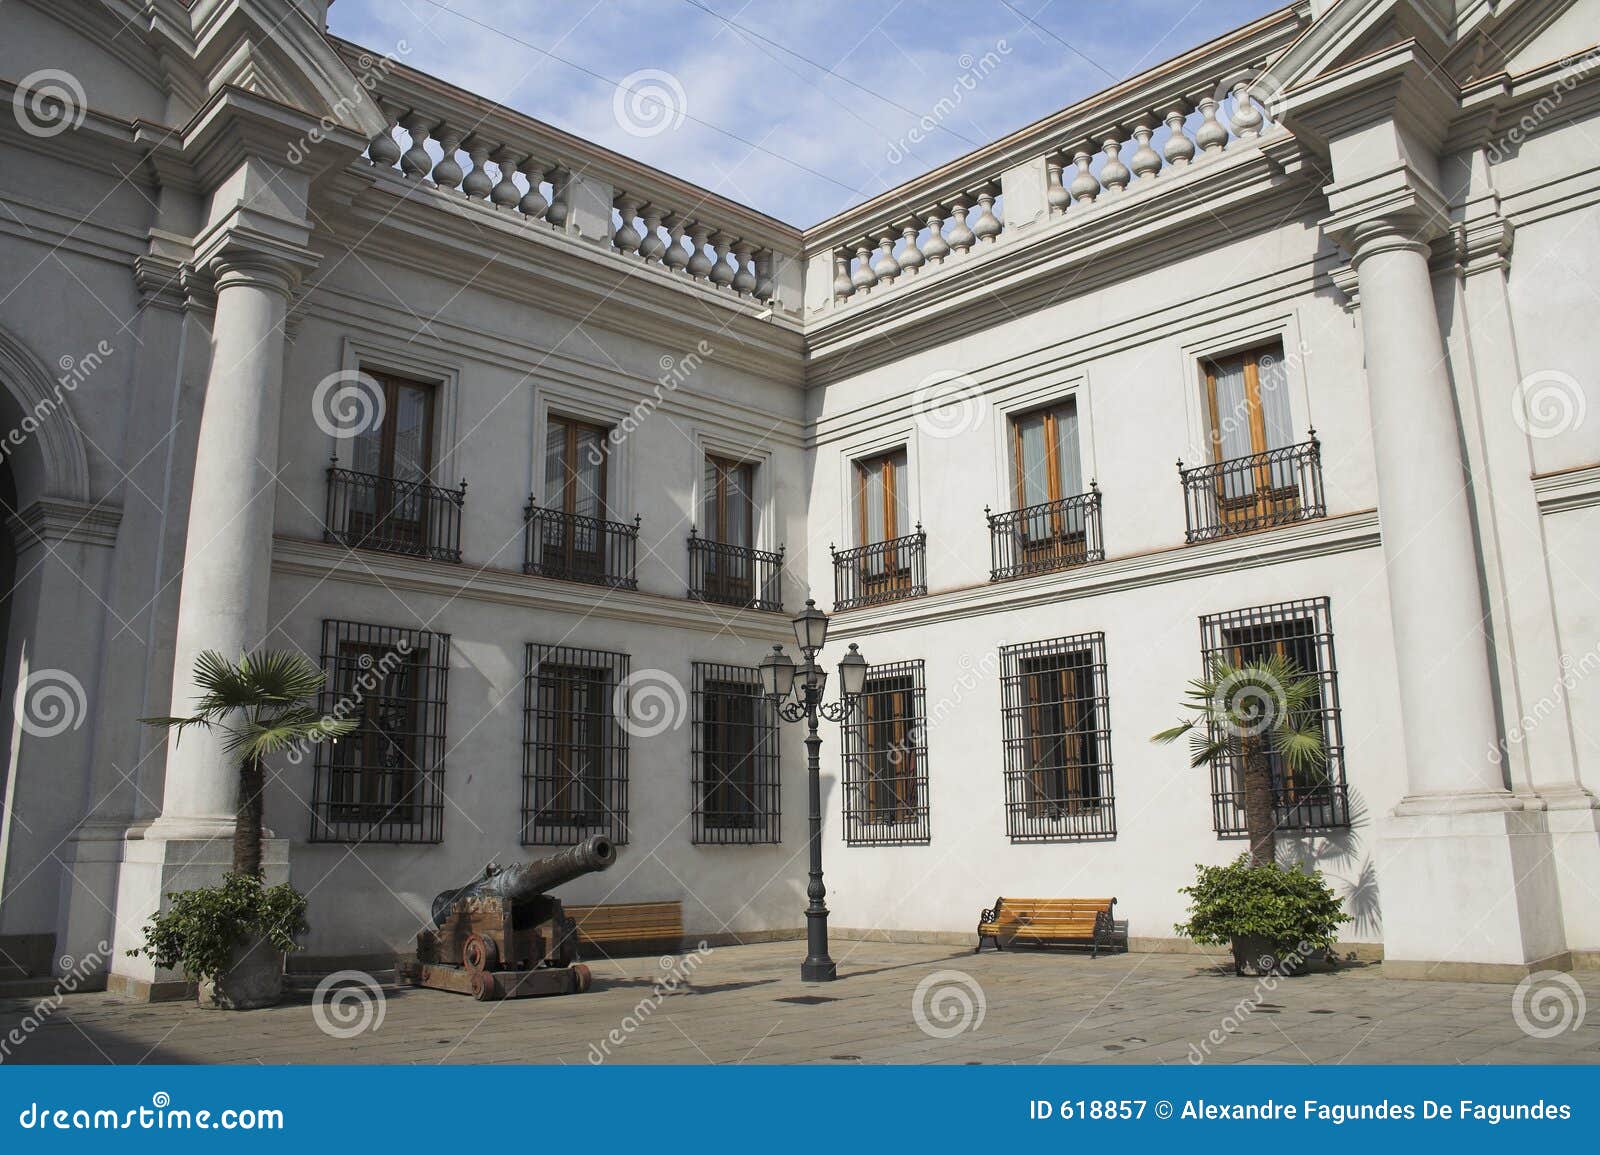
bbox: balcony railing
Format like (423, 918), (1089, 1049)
(831, 527), (926, 611)
(1179, 436), (1325, 543)
(524, 502), (639, 590)
(324, 463), (466, 563)
(987, 486), (1103, 581)
(687, 530), (784, 612)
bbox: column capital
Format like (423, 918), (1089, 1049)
(1320, 160), (1451, 262)
(194, 227), (321, 300)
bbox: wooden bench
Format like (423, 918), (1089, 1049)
(975, 897), (1122, 957)
(565, 901), (684, 956)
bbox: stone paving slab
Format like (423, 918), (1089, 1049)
(2, 942), (1598, 1065)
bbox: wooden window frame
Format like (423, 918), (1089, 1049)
(1202, 343), (1300, 531)
(522, 644), (630, 845)
(841, 659), (930, 845)
(1009, 401), (1083, 555)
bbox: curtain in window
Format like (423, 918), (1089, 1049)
(1055, 401), (1083, 497)
(1017, 414), (1050, 508)
(1212, 359), (1254, 461)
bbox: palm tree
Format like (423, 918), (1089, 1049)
(146, 650), (355, 876)
(1152, 653), (1326, 866)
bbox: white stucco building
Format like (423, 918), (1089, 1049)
(0, 0), (1596, 996)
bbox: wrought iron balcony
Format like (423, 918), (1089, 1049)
(831, 527), (926, 611)
(324, 463), (466, 563)
(686, 529), (784, 612)
(524, 502), (639, 590)
(1179, 436), (1325, 543)
(987, 486), (1103, 581)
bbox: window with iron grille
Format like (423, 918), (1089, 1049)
(999, 633), (1115, 841)
(311, 620), (450, 844)
(691, 662), (780, 844)
(1199, 597), (1349, 836)
(522, 644), (629, 845)
(840, 659), (930, 845)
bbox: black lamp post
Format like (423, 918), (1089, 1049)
(759, 598), (868, 983)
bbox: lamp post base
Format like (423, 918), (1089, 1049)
(800, 957), (837, 983)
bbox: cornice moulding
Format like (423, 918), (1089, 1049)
(1532, 464), (1600, 514)
(832, 508), (1382, 635)
(272, 536), (797, 640)
(7, 499), (122, 552)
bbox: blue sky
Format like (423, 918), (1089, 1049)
(328, 0), (1285, 226)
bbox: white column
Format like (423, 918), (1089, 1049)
(1350, 225), (1509, 807)
(150, 257), (294, 837)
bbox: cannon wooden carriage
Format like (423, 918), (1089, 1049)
(400, 836), (616, 1001)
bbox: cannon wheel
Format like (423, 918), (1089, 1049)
(463, 933), (500, 973)
(470, 970), (501, 1001)
(571, 963), (593, 993)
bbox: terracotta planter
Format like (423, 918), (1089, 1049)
(1229, 936), (1307, 978)
(197, 934), (285, 1010)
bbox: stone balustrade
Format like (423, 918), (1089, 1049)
(342, 39), (799, 310)
(822, 74), (1278, 307)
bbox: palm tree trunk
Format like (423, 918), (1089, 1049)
(1241, 738), (1277, 867)
(234, 752), (264, 877)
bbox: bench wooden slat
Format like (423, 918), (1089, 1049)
(565, 901), (684, 950)
(975, 896), (1123, 957)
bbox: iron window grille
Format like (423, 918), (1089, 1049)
(522, 644), (630, 845)
(840, 659), (930, 845)
(311, 619), (450, 844)
(999, 633), (1115, 841)
(1199, 597), (1350, 836)
(691, 662), (784, 838)
(691, 662), (781, 844)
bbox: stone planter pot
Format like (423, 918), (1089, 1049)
(197, 934), (284, 1010)
(1229, 936), (1308, 978)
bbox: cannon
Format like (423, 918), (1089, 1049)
(402, 836), (617, 1001)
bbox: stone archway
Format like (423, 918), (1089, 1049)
(0, 324), (93, 507)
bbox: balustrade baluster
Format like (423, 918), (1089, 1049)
(1195, 93), (1229, 154)
(1229, 79), (1264, 138)
(545, 166), (570, 226)
(462, 137), (493, 198)
(1130, 120), (1162, 181)
(897, 219), (925, 276)
(432, 127), (465, 190)
(400, 113), (434, 178)
(921, 206), (951, 264)
(871, 228), (901, 284)
(1046, 155), (1071, 214)
(710, 233), (736, 287)
(732, 240), (757, 294)
(851, 241), (878, 292)
(753, 250), (774, 302)
(1163, 105), (1196, 168)
(947, 197), (976, 253)
(368, 103), (401, 168)
(517, 156), (548, 218)
(614, 194), (642, 254)
(490, 146), (520, 208)
(833, 248), (855, 301)
(1099, 133), (1130, 193)
(686, 222), (713, 279)
(664, 215), (690, 272)
(639, 204), (667, 263)
(972, 185), (1002, 243)
(1068, 147), (1100, 205)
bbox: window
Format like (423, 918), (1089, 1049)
(542, 415), (611, 573)
(344, 371), (436, 552)
(1201, 343), (1301, 531)
(311, 620), (450, 844)
(691, 662), (780, 844)
(841, 659), (930, 844)
(523, 644), (629, 845)
(1199, 597), (1349, 835)
(855, 448), (909, 546)
(703, 456), (755, 548)
(1008, 399), (1091, 564)
(999, 633), (1115, 840)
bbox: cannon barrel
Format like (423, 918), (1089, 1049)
(430, 836), (616, 926)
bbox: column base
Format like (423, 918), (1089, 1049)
(1376, 800), (1566, 981)
(1545, 793), (1600, 956)
(106, 826), (288, 1003)
(800, 958), (838, 983)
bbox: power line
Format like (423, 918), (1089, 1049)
(995, 0), (1119, 83)
(676, 0), (984, 148)
(410, 0), (870, 197)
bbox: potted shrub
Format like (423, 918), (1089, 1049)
(129, 874), (309, 1008)
(1175, 855), (1351, 976)
(132, 650), (352, 1008)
